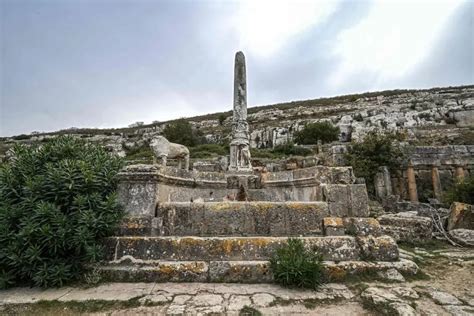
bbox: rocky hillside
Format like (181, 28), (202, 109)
(1, 85), (473, 158)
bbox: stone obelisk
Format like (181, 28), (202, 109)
(228, 51), (252, 172)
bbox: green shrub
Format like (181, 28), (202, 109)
(444, 175), (474, 205)
(125, 145), (154, 162)
(272, 143), (313, 156)
(163, 119), (203, 147)
(0, 136), (124, 288)
(294, 122), (340, 145)
(250, 148), (279, 159)
(190, 144), (228, 158)
(270, 238), (325, 289)
(218, 114), (227, 126)
(345, 131), (405, 196)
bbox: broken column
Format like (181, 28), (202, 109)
(228, 51), (252, 172)
(407, 162), (418, 202)
(431, 163), (442, 201)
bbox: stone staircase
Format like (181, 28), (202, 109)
(98, 201), (418, 283)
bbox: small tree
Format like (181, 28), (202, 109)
(218, 114), (227, 126)
(345, 131), (405, 196)
(294, 122), (339, 145)
(0, 137), (124, 288)
(163, 119), (201, 147)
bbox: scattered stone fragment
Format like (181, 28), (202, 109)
(172, 294), (192, 305)
(449, 229), (474, 246)
(447, 202), (474, 231)
(139, 294), (169, 305)
(191, 293), (223, 306)
(443, 304), (474, 316)
(391, 287), (419, 300)
(389, 302), (418, 316)
(429, 290), (462, 305)
(251, 293), (275, 307)
(228, 295), (252, 310)
(377, 268), (406, 282)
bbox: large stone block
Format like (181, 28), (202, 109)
(378, 214), (433, 242)
(209, 261), (273, 283)
(323, 184), (369, 217)
(157, 202), (329, 236)
(117, 164), (161, 216)
(447, 202), (474, 231)
(357, 236), (399, 261)
(105, 236), (374, 262)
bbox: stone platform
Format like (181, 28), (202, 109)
(99, 164), (417, 283)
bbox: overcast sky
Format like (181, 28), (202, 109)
(1, 0), (473, 136)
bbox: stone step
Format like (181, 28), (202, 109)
(104, 236), (399, 262)
(97, 258), (418, 283)
(118, 202), (329, 237)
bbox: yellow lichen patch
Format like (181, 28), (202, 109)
(158, 265), (175, 276)
(323, 217), (344, 227)
(325, 266), (347, 281)
(366, 218), (381, 226)
(253, 203), (274, 212)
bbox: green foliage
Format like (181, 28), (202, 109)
(345, 131), (405, 196)
(125, 145), (154, 163)
(218, 114), (227, 126)
(294, 122), (340, 145)
(240, 306), (262, 316)
(162, 119), (203, 147)
(251, 143), (312, 159)
(0, 136), (124, 288)
(272, 143), (313, 156)
(190, 144), (228, 159)
(270, 238), (325, 289)
(444, 175), (474, 205)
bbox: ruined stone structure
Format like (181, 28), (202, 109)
(228, 52), (252, 172)
(95, 53), (420, 283)
(373, 145), (474, 202)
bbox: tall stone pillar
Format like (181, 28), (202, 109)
(407, 162), (418, 202)
(431, 163), (442, 201)
(228, 51), (252, 172)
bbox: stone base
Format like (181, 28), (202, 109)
(97, 259), (418, 283)
(103, 236), (399, 262)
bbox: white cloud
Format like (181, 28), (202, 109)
(329, 0), (466, 88)
(235, 0), (339, 57)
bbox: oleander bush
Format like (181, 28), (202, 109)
(0, 136), (124, 288)
(270, 238), (325, 289)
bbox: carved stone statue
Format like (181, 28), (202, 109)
(228, 51), (252, 172)
(150, 135), (190, 170)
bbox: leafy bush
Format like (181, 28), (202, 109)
(272, 143), (313, 156)
(270, 238), (325, 289)
(190, 144), (228, 158)
(345, 131), (405, 196)
(125, 144), (154, 163)
(444, 175), (474, 205)
(163, 119), (203, 147)
(294, 122), (340, 145)
(0, 137), (124, 288)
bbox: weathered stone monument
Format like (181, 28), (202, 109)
(228, 51), (252, 172)
(98, 52), (419, 284)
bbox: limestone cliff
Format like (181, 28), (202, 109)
(1, 85), (473, 159)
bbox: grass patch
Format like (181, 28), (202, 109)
(398, 239), (450, 252)
(239, 305), (262, 316)
(0, 297), (144, 315)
